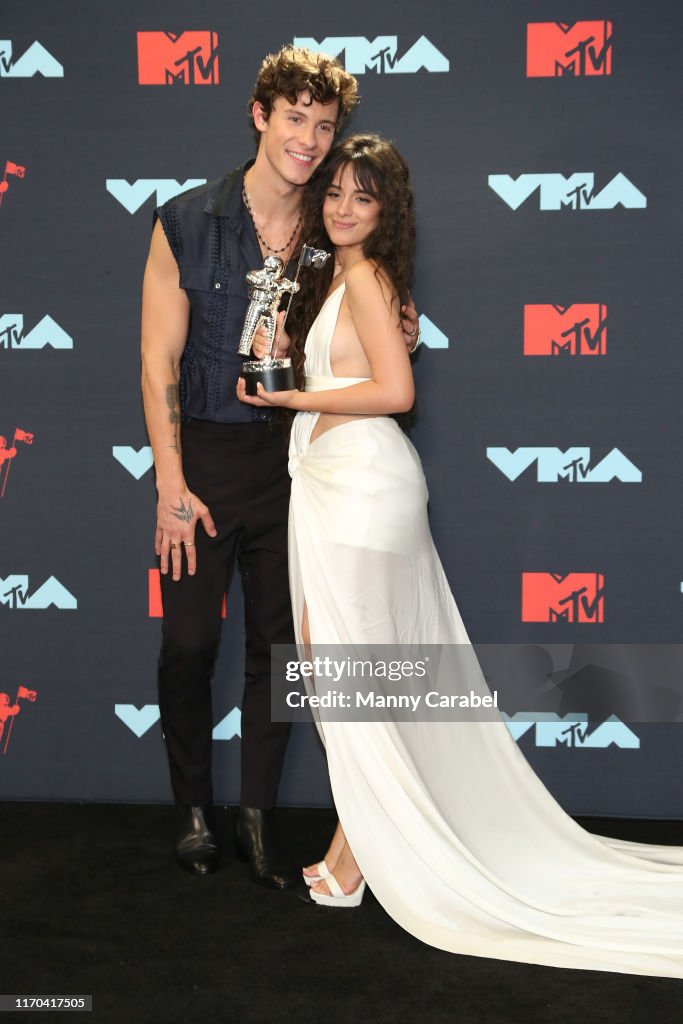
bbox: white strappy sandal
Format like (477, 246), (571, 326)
(302, 859), (331, 887)
(309, 872), (366, 908)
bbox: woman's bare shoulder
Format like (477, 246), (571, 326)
(345, 259), (394, 303)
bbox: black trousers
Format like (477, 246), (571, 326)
(158, 419), (294, 808)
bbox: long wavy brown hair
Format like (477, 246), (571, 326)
(288, 133), (416, 382)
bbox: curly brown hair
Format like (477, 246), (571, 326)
(248, 46), (358, 145)
(287, 133), (416, 381)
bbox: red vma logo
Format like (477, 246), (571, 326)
(0, 161), (26, 210)
(137, 32), (219, 85)
(148, 569), (226, 617)
(523, 304), (607, 356)
(1, 686), (37, 755)
(522, 573), (605, 623)
(527, 21), (612, 77)
(0, 428), (34, 498)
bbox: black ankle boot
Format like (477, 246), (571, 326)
(235, 807), (296, 891)
(175, 805), (220, 875)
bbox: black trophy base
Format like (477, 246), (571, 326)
(241, 357), (296, 396)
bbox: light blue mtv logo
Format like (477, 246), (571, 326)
(503, 713), (640, 749)
(293, 36), (449, 74)
(0, 40), (63, 77)
(0, 576), (77, 609)
(486, 448), (642, 483)
(418, 315), (448, 349)
(106, 179), (206, 214)
(0, 314), (72, 350)
(113, 446), (154, 480)
(488, 172), (646, 210)
(115, 705), (241, 739)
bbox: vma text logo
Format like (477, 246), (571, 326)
(504, 713), (638, 749)
(522, 573), (604, 624)
(489, 173), (645, 211)
(113, 446), (153, 479)
(106, 179), (206, 214)
(487, 448), (641, 484)
(0, 576), (77, 610)
(137, 31), (219, 85)
(524, 304), (606, 356)
(116, 704), (241, 740)
(0, 40), (63, 77)
(293, 36), (448, 74)
(0, 315), (72, 351)
(527, 21), (612, 77)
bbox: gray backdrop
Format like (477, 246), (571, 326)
(1, 1), (682, 816)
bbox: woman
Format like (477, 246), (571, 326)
(238, 134), (683, 978)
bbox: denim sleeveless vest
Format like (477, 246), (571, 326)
(154, 162), (272, 424)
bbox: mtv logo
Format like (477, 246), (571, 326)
(488, 173), (646, 211)
(0, 40), (63, 78)
(487, 448), (641, 483)
(418, 315), (448, 349)
(0, 314), (73, 350)
(106, 179), (206, 214)
(0, 575), (77, 610)
(149, 569), (226, 618)
(137, 31), (219, 85)
(293, 36), (448, 74)
(503, 712), (639, 748)
(527, 21), (612, 77)
(522, 573), (604, 623)
(113, 446), (154, 480)
(524, 304), (606, 356)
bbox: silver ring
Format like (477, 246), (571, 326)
(183, 541), (195, 548)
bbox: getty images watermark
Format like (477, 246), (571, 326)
(270, 644), (683, 725)
(273, 644), (501, 723)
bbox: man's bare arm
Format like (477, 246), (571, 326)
(141, 220), (217, 580)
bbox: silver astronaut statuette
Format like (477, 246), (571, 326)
(239, 246), (330, 395)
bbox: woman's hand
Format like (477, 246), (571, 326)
(236, 376), (299, 408)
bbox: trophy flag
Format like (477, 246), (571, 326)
(271, 244), (331, 358)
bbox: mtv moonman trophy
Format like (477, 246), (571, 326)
(239, 246), (330, 395)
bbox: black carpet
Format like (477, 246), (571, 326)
(1, 805), (681, 1023)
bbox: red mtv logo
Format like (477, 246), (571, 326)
(523, 304), (607, 356)
(0, 427), (34, 498)
(522, 573), (605, 623)
(137, 32), (219, 85)
(148, 569), (226, 617)
(1, 685), (37, 754)
(0, 160), (26, 210)
(527, 21), (612, 77)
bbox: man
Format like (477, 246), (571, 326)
(141, 46), (419, 887)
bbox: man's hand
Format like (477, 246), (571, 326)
(250, 311), (291, 360)
(401, 297), (421, 353)
(155, 488), (217, 581)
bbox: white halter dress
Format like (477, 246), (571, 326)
(287, 283), (683, 979)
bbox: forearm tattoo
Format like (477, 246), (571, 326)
(171, 497), (194, 524)
(166, 384), (181, 453)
